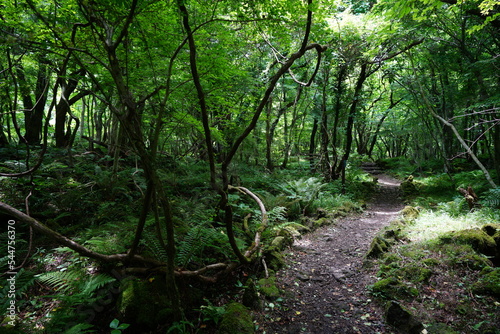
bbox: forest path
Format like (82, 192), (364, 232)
(258, 174), (404, 334)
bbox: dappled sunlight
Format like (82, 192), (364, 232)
(407, 211), (490, 243)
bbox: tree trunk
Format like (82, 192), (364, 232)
(20, 61), (49, 145)
(336, 63), (368, 182)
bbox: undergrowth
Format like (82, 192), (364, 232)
(368, 165), (500, 333)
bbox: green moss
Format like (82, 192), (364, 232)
(366, 236), (390, 258)
(422, 258), (441, 267)
(264, 250), (285, 271)
(257, 276), (280, 299)
(217, 302), (254, 334)
(370, 277), (418, 300)
(403, 266), (433, 283)
(313, 217), (330, 228)
(440, 229), (496, 257)
(400, 177), (419, 197)
(116, 276), (173, 329)
(270, 236), (292, 251)
(242, 279), (262, 310)
(401, 206), (420, 220)
(472, 267), (500, 297)
(438, 244), (492, 270)
(382, 253), (403, 265)
(481, 223), (500, 237)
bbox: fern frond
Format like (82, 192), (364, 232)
(1, 269), (36, 313)
(482, 188), (500, 208)
(80, 274), (115, 295)
(143, 231), (169, 263)
(176, 225), (229, 267)
(36, 270), (82, 293)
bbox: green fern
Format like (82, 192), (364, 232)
(0, 269), (36, 314)
(143, 230), (169, 263)
(281, 177), (327, 215)
(176, 224), (230, 268)
(36, 270), (80, 293)
(37, 269), (115, 332)
(482, 188), (500, 209)
(37, 270), (115, 295)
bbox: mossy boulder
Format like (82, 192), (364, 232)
(257, 276), (280, 299)
(481, 223), (500, 237)
(370, 277), (418, 300)
(217, 302), (254, 334)
(313, 217), (331, 228)
(271, 236), (292, 251)
(472, 267), (500, 297)
(116, 276), (174, 330)
(440, 244), (492, 270)
(384, 301), (424, 334)
(366, 236), (390, 258)
(242, 279), (263, 310)
(440, 229), (496, 257)
(481, 224), (500, 264)
(263, 249), (285, 270)
(400, 176), (418, 196)
(400, 206), (420, 220)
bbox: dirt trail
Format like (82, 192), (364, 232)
(259, 175), (404, 334)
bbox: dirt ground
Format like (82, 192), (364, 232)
(258, 175), (404, 334)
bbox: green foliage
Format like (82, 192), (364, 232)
(198, 299), (227, 326)
(36, 269), (115, 331)
(176, 224), (234, 268)
(482, 188), (500, 209)
(281, 177), (327, 216)
(109, 318), (130, 334)
(0, 269), (36, 315)
(143, 230), (169, 263)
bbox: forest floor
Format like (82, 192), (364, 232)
(257, 174), (404, 334)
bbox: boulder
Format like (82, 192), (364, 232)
(384, 301), (424, 334)
(242, 279), (263, 310)
(472, 267), (500, 297)
(366, 236), (390, 258)
(217, 302), (254, 334)
(440, 229), (496, 257)
(116, 276), (174, 330)
(257, 276), (280, 299)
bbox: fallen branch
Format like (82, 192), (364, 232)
(228, 185), (268, 259)
(0, 201), (163, 267)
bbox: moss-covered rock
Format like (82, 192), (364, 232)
(116, 276), (174, 330)
(384, 301), (424, 334)
(472, 267), (500, 297)
(366, 236), (390, 258)
(257, 276), (280, 299)
(400, 206), (420, 220)
(313, 217), (331, 228)
(481, 223), (500, 237)
(217, 302), (254, 334)
(242, 279), (263, 311)
(482, 223), (500, 265)
(439, 244), (492, 270)
(270, 236), (292, 251)
(370, 277), (418, 300)
(400, 176), (418, 197)
(263, 250), (285, 270)
(440, 229), (496, 257)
